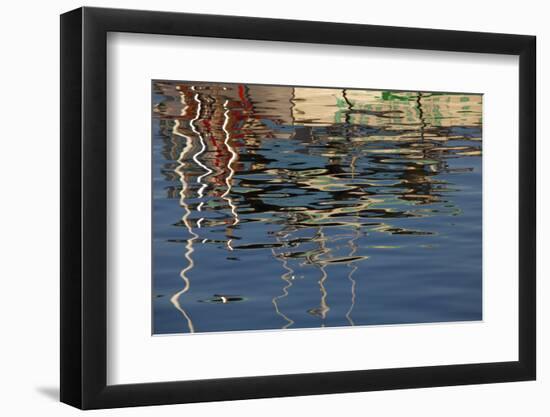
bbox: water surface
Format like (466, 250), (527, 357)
(152, 81), (482, 334)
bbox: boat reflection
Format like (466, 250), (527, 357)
(153, 81), (482, 334)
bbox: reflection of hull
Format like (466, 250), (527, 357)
(293, 87), (344, 125)
(155, 82), (482, 133)
(247, 85), (295, 125)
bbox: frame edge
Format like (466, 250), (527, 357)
(60, 7), (84, 409)
(518, 34), (537, 380)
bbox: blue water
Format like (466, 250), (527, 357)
(152, 82), (482, 334)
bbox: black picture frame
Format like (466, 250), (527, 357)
(60, 6), (536, 410)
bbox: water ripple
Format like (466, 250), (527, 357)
(153, 81), (482, 334)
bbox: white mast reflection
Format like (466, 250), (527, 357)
(220, 99), (240, 250)
(189, 88), (212, 227)
(169, 115), (197, 333)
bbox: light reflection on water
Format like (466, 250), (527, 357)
(152, 81), (482, 334)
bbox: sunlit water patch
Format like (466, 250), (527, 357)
(152, 81), (482, 334)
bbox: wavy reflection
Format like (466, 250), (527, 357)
(170, 118), (196, 334)
(221, 99), (240, 249)
(271, 232), (295, 329)
(153, 81), (483, 334)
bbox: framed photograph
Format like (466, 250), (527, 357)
(60, 6), (536, 409)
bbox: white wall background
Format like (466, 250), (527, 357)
(0, 0), (545, 415)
